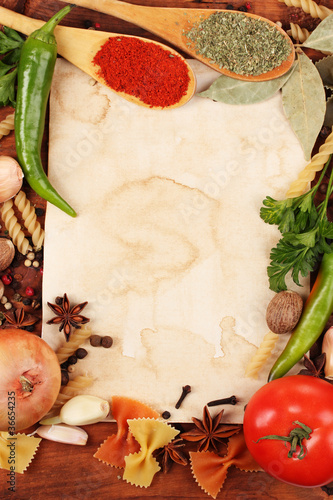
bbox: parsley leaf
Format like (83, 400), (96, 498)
(0, 68), (17, 107)
(261, 156), (333, 292)
(0, 26), (24, 108)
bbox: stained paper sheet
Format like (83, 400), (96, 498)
(42, 59), (308, 423)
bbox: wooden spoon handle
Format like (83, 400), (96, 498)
(0, 6), (44, 35)
(60, 0), (192, 48)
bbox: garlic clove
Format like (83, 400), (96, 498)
(0, 156), (23, 203)
(322, 327), (333, 379)
(36, 424), (88, 445)
(40, 395), (110, 426)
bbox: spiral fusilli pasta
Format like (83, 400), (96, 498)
(287, 23), (310, 43)
(245, 331), (279, 378)
(1, 199), (31, 255)
(44, 375), (94, 417)
(0, 112), (15, 140)
(56, 327), (92, 364)
(286, 128), (333, 198)
(14, 190), (45, 250)
(278, 0), (333, 20)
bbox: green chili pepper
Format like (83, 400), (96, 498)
(268, 251), (333, 381)
(15, 5), (77, 217)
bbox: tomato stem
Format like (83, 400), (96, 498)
(254, 420), (312, 460)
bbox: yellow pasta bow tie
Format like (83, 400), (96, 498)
(123, 418), (179, 488)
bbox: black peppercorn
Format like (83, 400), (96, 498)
(35, 207), (44, 217)
(84, 19), (93, 29)
(90, 334), (102, 347)
(61, 370), (69, 385)
(23, 325), (35, 332)
(22, 298), (32, 306)
(76, 347), (88, 359)
(226, 4), (234, 9)
(101, 336), (113, 348)
(68, 355), (77, 365)
(238, 6), (247, 11)
(162, 411), (171, 419)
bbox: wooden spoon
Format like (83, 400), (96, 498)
(0, 6), (196, 109)
(60, 0), (295, 82)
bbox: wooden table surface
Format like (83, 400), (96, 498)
(0, 0), (333, 498)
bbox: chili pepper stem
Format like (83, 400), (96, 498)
(30, 4), (75, 41)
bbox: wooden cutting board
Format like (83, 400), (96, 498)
(42, 58), (308, 423)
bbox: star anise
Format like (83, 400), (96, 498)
(4, 307), (38, 329)
(180, 406), (240, 453)
(299, 353), (326, 378)
(155, 438), (188, 473)
(46, 293), (90, 341)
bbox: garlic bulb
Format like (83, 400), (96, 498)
(40, 395), (110, 426)
(36, 424), (88, 445)
(322, 327), (333, 379)
(0, 156), (23, 203)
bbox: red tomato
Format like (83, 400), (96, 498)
(243, 375), (333, 488)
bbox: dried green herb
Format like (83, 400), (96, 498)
(303, 13), (333, 53)
(282, 51), (326, 161)
(184, 12), (292, 76)
(198, 62), (297, 105)
(315, 55), (333, 91)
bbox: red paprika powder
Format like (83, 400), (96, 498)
(93, 36), (190, 108)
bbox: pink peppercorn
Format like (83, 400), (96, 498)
(25, 286), (34, 296)
(2, 274), (12, 285)
(94, 22), (101, 29)
(245, 2), (251, 9)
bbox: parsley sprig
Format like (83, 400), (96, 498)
(261, 156), (333, 292)
(0, 26), (24, 107)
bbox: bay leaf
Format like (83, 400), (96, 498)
(315, 55), (333, 90)
(197, 63), (297, 105)
(282, 51), (326, 160)
(303, 14), (333, 53)
(324, 95), (333, 127)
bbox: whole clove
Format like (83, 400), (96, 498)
(175, 385), (191, 409)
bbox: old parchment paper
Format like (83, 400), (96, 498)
(42, 59), (309, 423)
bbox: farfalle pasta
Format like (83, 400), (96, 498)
(278, 0), (332, 20)
(14, 190), (45, 250)
(94, 396), (159, 468)
(123, 419), (179, 488)
(190, 431), (262, 499)
(0, 112), (15, 140)
(0, 432), (41, 474)
(1, 199), (31, 255)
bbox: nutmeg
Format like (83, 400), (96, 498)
(0, 238), (15, 272)
(266, 290), (303, 334)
